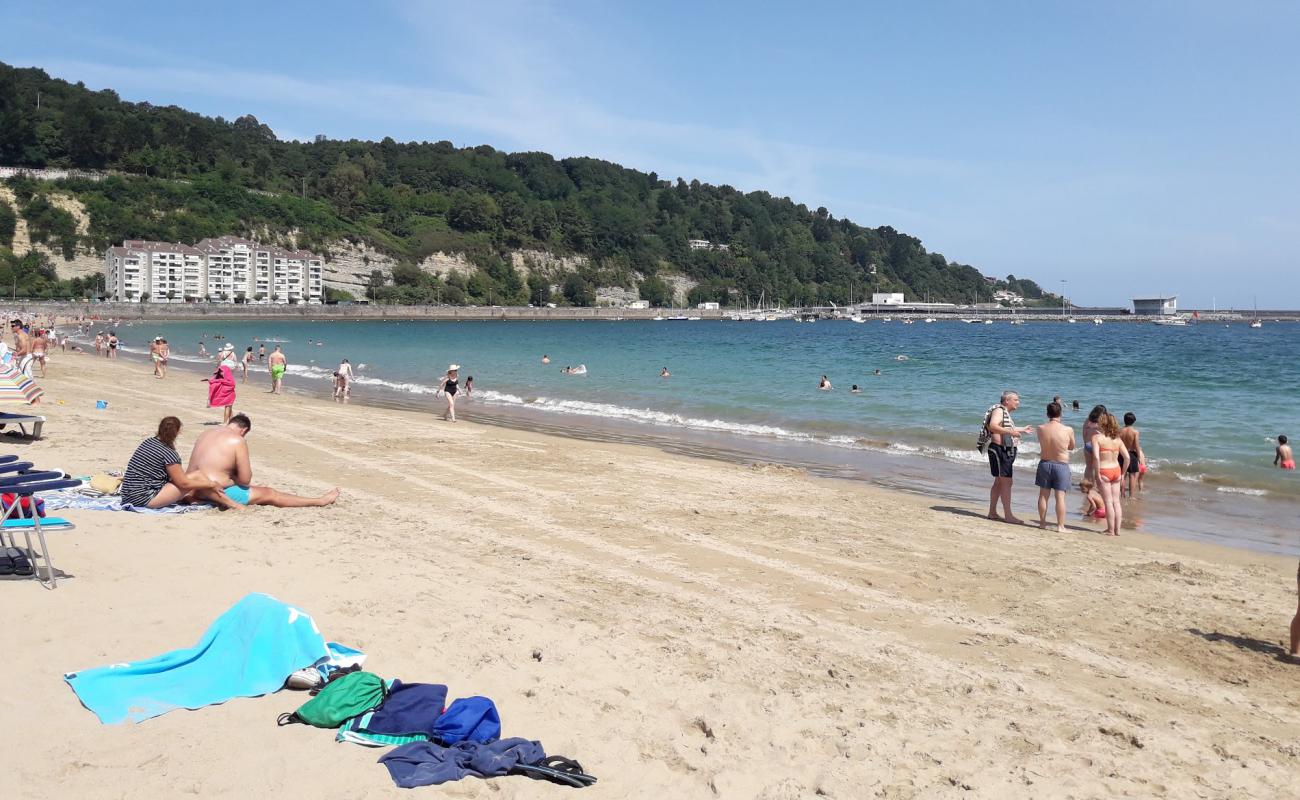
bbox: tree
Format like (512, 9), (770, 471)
(562, 272), (595, 306)
(638, 275), (671, 306)
(447, 192), (500, 232)
(527, 273), (550, 306)
(321, 160), (367, 215)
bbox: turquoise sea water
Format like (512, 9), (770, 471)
(96, 318), (1300, 554)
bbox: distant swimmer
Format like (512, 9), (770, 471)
(818, 375), (832, 390)
(562, 365), (587, 375)
(873, 369), (882, 376)
(1277, 435), (1295, 470)
(464, 376), (474, 396)
(661, 367), (671, 378)
(1072, 399), (1080, 411)
(850, 384), (861, 393)
(895, 355), (909, 361)
(542, 354), (551, 364)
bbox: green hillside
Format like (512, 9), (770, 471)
(0, 62), (1055, 306)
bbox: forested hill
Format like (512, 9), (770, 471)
(0, 62), (1055, 306)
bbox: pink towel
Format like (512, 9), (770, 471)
(207, 365), (236, 408)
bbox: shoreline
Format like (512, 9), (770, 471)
(16, 300), (1300, 322)
(6, 351), (1300, 798)
(90, 331), (1300, 559)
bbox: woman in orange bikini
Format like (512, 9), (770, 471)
(1090, 413), (1128, 536)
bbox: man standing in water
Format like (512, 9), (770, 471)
(983, 390), (1034, 524)
(1034, 401), (1076, 532)
(268, 345), (287, 394)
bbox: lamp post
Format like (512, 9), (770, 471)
(1060, 279), (1067, 319)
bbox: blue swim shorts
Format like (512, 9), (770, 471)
(223, 485), (251, 505)
(1034, 460), (1071, 492)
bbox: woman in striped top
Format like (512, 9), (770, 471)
(121, 417), (228, 509)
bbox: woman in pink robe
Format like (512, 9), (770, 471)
(204, 363), (237, 424)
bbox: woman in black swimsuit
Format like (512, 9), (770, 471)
(436, 364), (460, 422)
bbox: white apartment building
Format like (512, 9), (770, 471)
(105, 237), (324, 304)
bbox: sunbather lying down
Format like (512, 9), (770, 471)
(186, 414), (339, 509)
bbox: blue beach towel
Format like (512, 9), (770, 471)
(434, 696), (501, 745)
(64, 593), (329, 724)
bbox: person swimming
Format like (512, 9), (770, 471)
(895, 355), (909, 361)
(873, 369), (882, 376)
(818, 375), (832, 390)
(542, 354), (551, 364)
(661, 367), (670, 378)
(850, 384), (861, 393)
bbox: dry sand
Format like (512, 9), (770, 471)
(4, 352), (1299, 799)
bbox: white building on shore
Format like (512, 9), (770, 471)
(105, 237), (323, 304)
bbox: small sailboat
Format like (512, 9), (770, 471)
(1250, 298), (1263, 328)
(1093, 318), (1104, 325)
(924, 317), (935, 323)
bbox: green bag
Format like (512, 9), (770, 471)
(278, 671), (388, 728)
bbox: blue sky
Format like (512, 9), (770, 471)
(4, 1), (1298, 308)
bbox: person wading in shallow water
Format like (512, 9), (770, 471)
(436, 364), (461, 422)
(984, 390), (1035, 524)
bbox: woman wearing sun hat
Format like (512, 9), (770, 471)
(435, 364), (461, 422)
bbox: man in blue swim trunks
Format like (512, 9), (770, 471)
(1034, 401), (1076, 533)
(186, 414), (339, 508)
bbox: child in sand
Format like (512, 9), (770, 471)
(1080, 478), (1105, 520)
(1276, 435), (1294, 470)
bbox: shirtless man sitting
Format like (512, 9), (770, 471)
(186, 414), (339, 508)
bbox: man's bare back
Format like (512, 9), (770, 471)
(188, 426), (251, 488)
(1037, 418), (1076, 463)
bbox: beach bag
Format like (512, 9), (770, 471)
(278, 670), (387, 728)
(1, 493), (46, 518)
(433, 696), (501, 744)
(975, 405), (1002, 454)
(90, 473), (123, 495)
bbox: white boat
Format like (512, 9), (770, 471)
(881, 317), (892, 323)
(961, 318), (980, 324)
(983, 319), (994, 325)
(924, 317), (935, 323)
(1067, 318), (1077, 324)
(848, 315), (866, 323)
(1010, 319), (1024, 326)
(652, 315), (665, 321)
(1093, 318), (1104, 325)
(1250, 297), (1262, 328)
(667, 315), (690, 321)
(1152, 317), (1188, 326)
(687, 316), (702, 321)
(902, 318), (914, 325)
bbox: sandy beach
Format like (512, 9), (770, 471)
(4, 351), (1299, 799)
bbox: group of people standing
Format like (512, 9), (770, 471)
(981, 392), (1146, 537)
(9, 319), (61, 377)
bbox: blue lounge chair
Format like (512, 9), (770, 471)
(0, 470), (80, 588)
